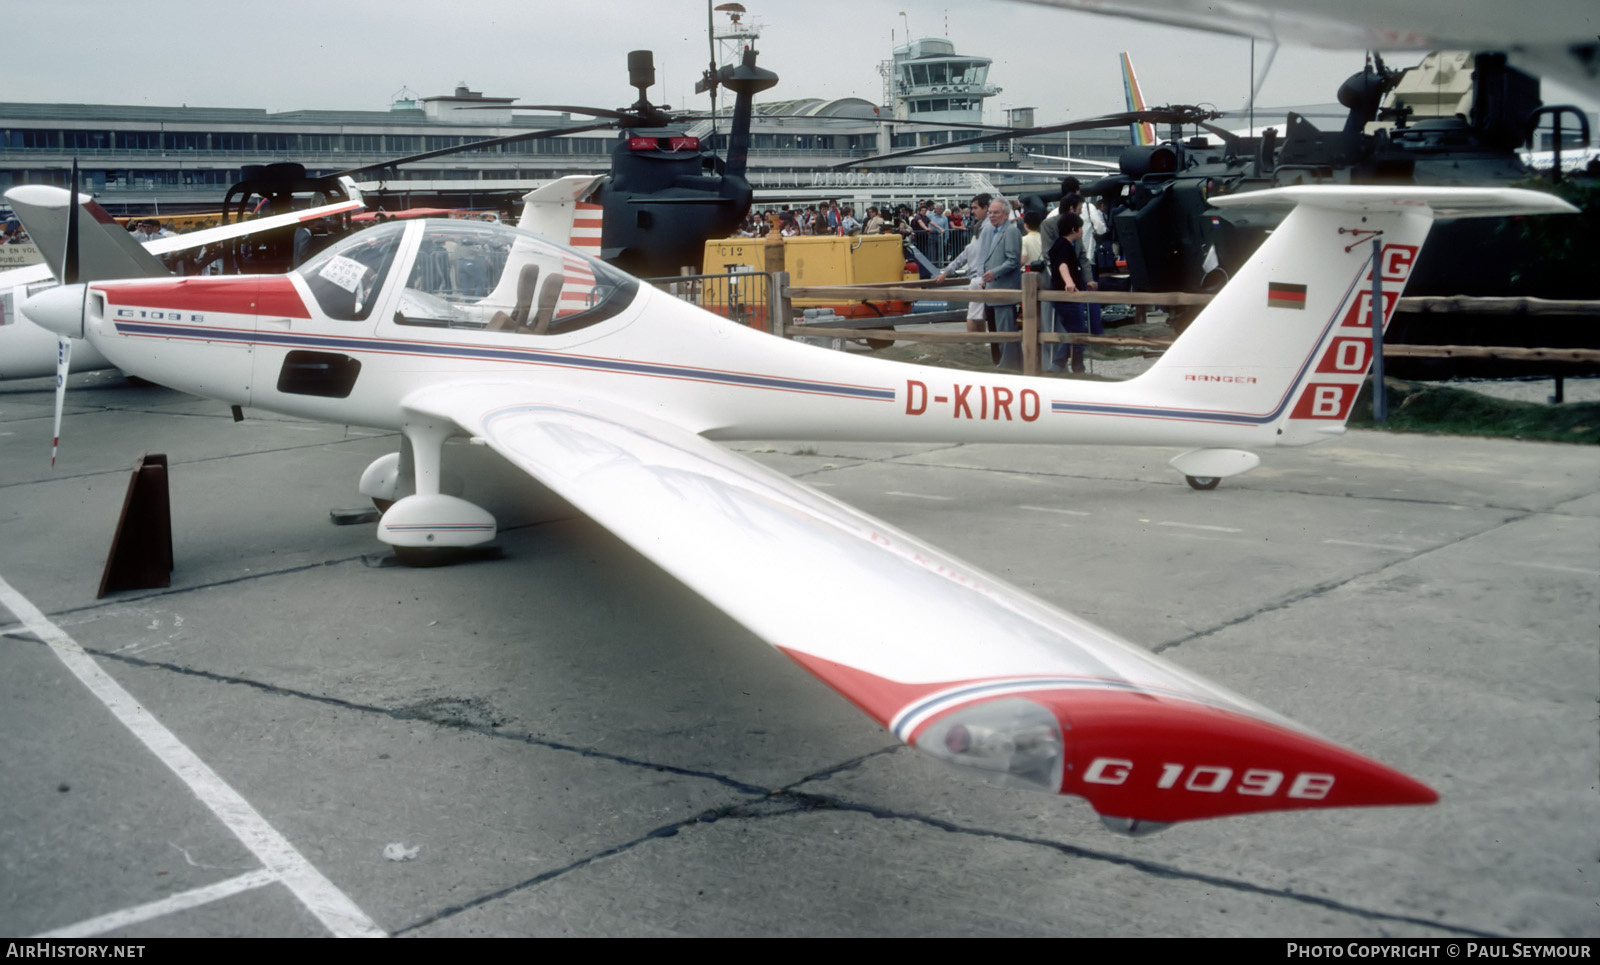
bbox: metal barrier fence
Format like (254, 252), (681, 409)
(646, 270), (776, 332)
(913, 226), (980, 269)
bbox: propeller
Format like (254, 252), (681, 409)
(51, 158), (80, 467)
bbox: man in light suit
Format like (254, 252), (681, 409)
(979, 198), (1023, 370)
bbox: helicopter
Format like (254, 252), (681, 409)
(329, 48), (779, 279)
(1081, 51), (1598, 377)
(125, 48), (778, 281)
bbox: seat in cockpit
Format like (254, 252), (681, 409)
(529, 272), (564, 335)
(487, 264), (540, 332)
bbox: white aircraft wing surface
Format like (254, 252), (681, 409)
(1021, 0), (1599, 95)
(142, 196), (366, 257)
(403, 380), (1436, 827)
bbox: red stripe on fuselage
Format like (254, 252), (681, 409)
(97, 276), (310, 319)
(256, 276), (311, 318)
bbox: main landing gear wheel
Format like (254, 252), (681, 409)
(1185, 475), (1221, 491)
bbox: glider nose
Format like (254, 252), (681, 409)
(915, 690), (1436, 831)
(24, 284), (88, 339)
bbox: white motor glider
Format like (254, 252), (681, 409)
(11, 181), (1574, 833)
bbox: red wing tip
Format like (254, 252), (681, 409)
(1045, 690), (1439, 822)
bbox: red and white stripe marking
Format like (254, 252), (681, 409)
(569, 201), (603, 254)
(556, 253), (599, 319)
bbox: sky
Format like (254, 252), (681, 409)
(6, 0), (1596, 127)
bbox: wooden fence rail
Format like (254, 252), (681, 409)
(778, 278), (1600, 375)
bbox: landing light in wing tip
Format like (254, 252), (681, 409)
(15, 185), (1558, 832)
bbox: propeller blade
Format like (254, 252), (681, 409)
(334, 122), (618, 178)
(63, 159), (79, 285)
(51, 335), (70, 467)
(54, 158), (80, 467)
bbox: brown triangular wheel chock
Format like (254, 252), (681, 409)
(97, 452), (173, 597)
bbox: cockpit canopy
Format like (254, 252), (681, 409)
(296, 219), (639, 333)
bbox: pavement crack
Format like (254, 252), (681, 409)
(390, 810), (735, 936)
(8, 632), (774, 802)
(387, 749), (906, 933)
(393, 773), (1503, 939)
(711, 789), (1506, 939)
(0, 431), (399, 492)
(1153, 509), (1539, 654)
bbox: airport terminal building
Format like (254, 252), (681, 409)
(0, 75), (1132, 216)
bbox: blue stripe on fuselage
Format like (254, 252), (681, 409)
(109, 320), (898, 402)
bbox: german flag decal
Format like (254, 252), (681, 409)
(1267, 282), (1307, 309)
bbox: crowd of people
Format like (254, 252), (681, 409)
(735, 198), (975, 259)
(743, 178), (1122, 374)
(2, 218), (29, 245)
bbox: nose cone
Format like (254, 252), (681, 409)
(23, 284), (87, 339)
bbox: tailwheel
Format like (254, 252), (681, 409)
(1185, 475), (1221, 491)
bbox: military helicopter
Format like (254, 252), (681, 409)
(1083, 51), (1598, 376)
(174, 48), (776, 281)
(211, 162), (361, 275)
(331, 49), (778, 278)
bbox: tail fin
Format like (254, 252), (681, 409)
(6, 185), (169, 283)
(517, 174), (605, 253)
(1135, 186), (1577, 446)
(1120, 52), (1156, 147)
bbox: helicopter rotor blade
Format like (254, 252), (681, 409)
(828, 108), (1220, 169)
(1198, 120), (1243, 148)
(674, 112), (1023, 132)
(461, 104), (636, 120)
(334, 122), (618, 178)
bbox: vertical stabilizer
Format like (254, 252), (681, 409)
(1121, 52), (1156, 146)
(517, 175), (606, 247)
(1130, 186), (1577, 446)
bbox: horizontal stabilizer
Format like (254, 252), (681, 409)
(5, 185), (170, 282)
(1209, 185), (1580, 219)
